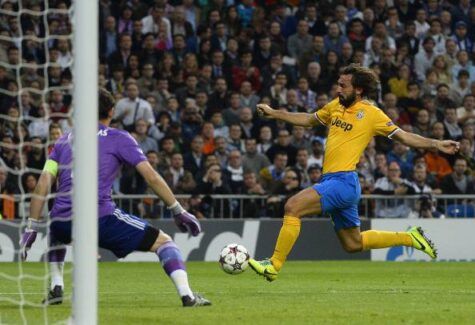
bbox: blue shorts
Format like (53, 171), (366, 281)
(313, 171), (361, 231)
(50, 209), (154, 258)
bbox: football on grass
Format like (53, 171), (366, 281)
(219, 243), (250, 275)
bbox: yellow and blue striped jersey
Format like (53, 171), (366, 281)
(315, 98), (399, 174)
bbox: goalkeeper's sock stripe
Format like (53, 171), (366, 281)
(157, 241), (186, 275)
(156, 241), (194, 299)
(48, 246), (66, 262)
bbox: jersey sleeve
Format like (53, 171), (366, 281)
(48, 133), (69, 162)
(314, 99), (336, 125)
(372, 108), (400, 138)
(116, 132), (147, 166)
(48, 143), (60, 162)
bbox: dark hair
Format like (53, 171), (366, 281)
(143, 32), (155, 39)
(422, 36), (435, 45)
(49, 122), (61, 131)
(436, 83), (449, 91)
(341, 64), (379, 99)
(146, 150), (158, 156)
(454, 156), (467, 164)
(430, 17), (442, 25)
(99, 88), (115, 119)
(307, 164), (322, 173)
(118, 33), (131, 42)
(458, 69), (470, 78)
(275, 151), (288, 158)
(286, 167), (302, 185)
(349, 18), (364, 26)
(404, 20), (416, 28)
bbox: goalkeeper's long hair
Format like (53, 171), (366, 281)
(341, 64), (380, 101)
(99, 88), (115, 119)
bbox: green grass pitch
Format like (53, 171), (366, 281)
(1, 261), (474, 324)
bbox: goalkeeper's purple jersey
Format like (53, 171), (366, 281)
(49, 124), (147, 218)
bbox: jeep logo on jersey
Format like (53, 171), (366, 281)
(331, 117), (353, 132)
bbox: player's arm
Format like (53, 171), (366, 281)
(136, 161), (202, 236)
(21, 159), (57, 261)
(136, 161), (176, 207)
(256, 104), (320, 127)
(30, 159), (58, 221)
(391, 129), (460, 154)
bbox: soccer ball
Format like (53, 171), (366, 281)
(219, 243), (250, 275)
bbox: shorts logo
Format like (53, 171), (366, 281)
(331, 117), (353, 132)
(356, 110), (364, 120)
(386, 121), (394, 126)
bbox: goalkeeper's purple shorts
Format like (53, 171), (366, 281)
(49, 208), (158, 258)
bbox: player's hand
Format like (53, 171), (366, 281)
(19, 229), (37, 261)
(174, 211), (201, 236)
(256, 104), (275, 119)
(437, 140), (460, 155)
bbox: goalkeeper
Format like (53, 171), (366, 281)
(20, 89), (211, 307)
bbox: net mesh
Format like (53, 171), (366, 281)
(0, 1), (74, 323)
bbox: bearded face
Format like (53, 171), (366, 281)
(339, 90), (357, 108)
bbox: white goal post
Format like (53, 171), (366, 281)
(72, 0), (98, 324)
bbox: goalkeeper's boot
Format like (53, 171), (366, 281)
(248, 258), (278, 282)
(182, 293), (211, 307)
(42, 285), (63, 305)
(407, 226), (438, 259)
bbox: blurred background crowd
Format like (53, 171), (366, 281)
(0, 0), (474, 219)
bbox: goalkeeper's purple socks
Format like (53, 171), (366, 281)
(48, 245), (66, 262)
(156, 241), (194, 299)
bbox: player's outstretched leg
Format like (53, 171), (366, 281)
(249, 188), (322, 282)
(154, 234), (211, 307)
(43, 243), (66, 305)
(360, 227), (437, 259)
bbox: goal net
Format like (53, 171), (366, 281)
(0, 1), (97, 324)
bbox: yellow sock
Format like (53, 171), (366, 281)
(270, 215), (301, 272)
(361, 230), (413, 250)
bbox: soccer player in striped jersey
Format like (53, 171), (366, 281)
(249, 64), (460, 282)
(20, 89), (210, 307)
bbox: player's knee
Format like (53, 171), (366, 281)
(158, 231), (172, 243)
(284, 196), (300, 216)
(149, 231), (172, 252)
(342, 241), (363, 253)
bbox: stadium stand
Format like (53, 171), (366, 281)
(0, 0), (474, 219)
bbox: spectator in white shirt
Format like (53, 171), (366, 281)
(365, 21), (396, 52)
(456, 94), (475, 124)
(307, 138), (324, 167)
(141, 4), (171, 40)
(414, 9), (430, 39)
(56, 39), (73, 70)
(443, 107), (463, 140)
(373, 161), (413, 218)
(414, 37), (436, 81)
(114, 82), (155, 131)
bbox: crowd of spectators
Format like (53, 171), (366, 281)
(0, 0), (474, 219)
